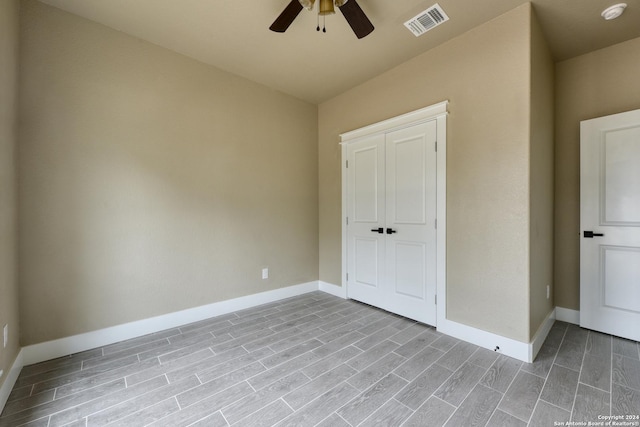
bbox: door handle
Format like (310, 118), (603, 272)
(386, 228), (397, 234)
(371, 228), (384, 234)
(583, 231), (604, 238)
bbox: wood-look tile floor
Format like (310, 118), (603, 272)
(2, 292), (639, 426)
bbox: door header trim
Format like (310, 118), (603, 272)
(340, 100), (448, 144)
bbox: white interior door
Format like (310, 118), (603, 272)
(384, 123), (437, 325)
(346, 134), (386, 310)
(346, 121), (437, 326)
(580, 109), (640, 342)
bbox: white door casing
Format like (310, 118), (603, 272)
(580, 108), (640, 342)
(342, 102), (446, 326)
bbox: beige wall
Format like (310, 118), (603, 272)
(554, 36), (640, 310)
(0, 0), (21, 388)
(18, 0), (319, 345)
(528, 9), (555, 338)
(320, 4), (538, 342)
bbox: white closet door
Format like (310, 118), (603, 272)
(385, 122), (437, 325)
(346, 121), (437, 326)
(580, 109), (640, 341)
(346, 134), (386, 309)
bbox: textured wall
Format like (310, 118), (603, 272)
(0, 0), (21, 389)
(528, 8), (555, 338)
(18, 0), (319, 345)
(319, 5), (534, 342)
(554, 36), (640, 310)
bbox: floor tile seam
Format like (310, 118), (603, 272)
(353, 396), (414, 427)
(215, 410), (231, 427)
(8, 384), (35, 402)
(391, 396), (416, 416)
(0, 385), (55, 412)
(263, 336), (323, 359)
(102, 334), (183, 357)
(15, 365), (107, 391)
(3, 392), (91, 427)
(527, 398), (549, 426)
(279, 396), (296, 414)
(568, 339), (595, 423)
(522, 362), (551, 380)
(425, 394), (458, 427)
(530, 343), (563, 420)
(75, 374), (182, 424)
(27, 356), (145, 393)
(610, 340), (615, 418)
(332, 411), (354, 427)
(84, 339), (172, 369)
(554, 361), (581, 373)
(577, 372), (613, 394)
(491, 362), (525, 421)
(3, 376), (131, 423)
(575, 380), (615, 399)
(392, 357), (437, 382)
(538, 393), (575, 413)
(436, 346), (480, 373)
(173, 378), (255, 416)
(20, 358), (87, 379)
(219, 377), (304, 427)
(351, 351), (408, 377)
(493, 397), (531, 424)
(180, 322), (234, 338)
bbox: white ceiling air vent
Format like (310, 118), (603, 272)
(404, 3), (449, 37)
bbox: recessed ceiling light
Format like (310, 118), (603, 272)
(601, 3), (627, 20)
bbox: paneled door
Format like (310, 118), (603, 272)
(346, 121), (437, 325)
(580, 109), (640, 341)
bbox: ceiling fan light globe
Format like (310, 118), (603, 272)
(298, 0), (315, 11)
(335, 0), (349, 6)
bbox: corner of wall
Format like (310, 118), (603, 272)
(0, 0), (22, 396)
(528, 4), (555, 341)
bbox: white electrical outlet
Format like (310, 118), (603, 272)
(0, 369), (4, 379)
(262, 268), (269, 280)
(546, 285), (550, 300)
(3, 324), (7, 348)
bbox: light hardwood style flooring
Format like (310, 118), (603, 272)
(1, 292), (639, 426)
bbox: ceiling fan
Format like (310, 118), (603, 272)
(270, 0), (374, 39)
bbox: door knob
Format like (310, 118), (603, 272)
(583, 231), (604, 238)
(386, 228), (397, 234)
(371, 228), (384, 234)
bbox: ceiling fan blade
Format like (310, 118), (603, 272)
(338, 0), (374, 39)
(270, 0), (304, 33)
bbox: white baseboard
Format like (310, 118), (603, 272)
(0, 349), (24, 411)
(437, 310), (555, 363)
(530, 309), (557, 361)
(555, 307), (580, 325)
(21, 281), (319, 366)
(319, 281), (347, 299)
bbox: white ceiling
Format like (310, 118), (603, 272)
(37, 0), (640, 104)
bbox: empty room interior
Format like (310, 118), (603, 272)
(1, 0), (640, 425)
